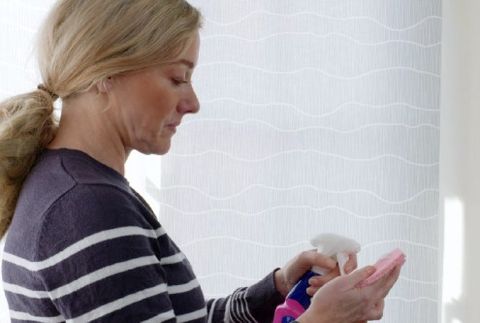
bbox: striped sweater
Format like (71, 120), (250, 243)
(2, 149), (284, 322)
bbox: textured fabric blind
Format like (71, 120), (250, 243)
(151, 1), (441, 322)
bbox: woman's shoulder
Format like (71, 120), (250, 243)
(39, 148), (129, 189)
(14, 148), (132, 225)
(6, 149), (154, 259)
(6, 177), (158, 262)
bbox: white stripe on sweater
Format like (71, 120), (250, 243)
(177, 307), (208, 323)
(167, 279), (200, 295)
(239, 288), (257, 323)
(224, 292), (234, 323)
(160, 252), (185, 265)
(207, 298), (219, 323)
(227, 287), (258, 323)
(3, 226), (166, 271)
(66, 283), (168, 322)
(3, 255), (161, 299)
(9, 310), (64, 323)
(230, 289), (243, 323)
(140, 310), (176, 323)
(237, 291), (249, 322)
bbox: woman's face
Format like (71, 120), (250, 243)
(107, 32), (200, 155)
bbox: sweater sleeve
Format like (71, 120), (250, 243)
(205, 269), (285, 323)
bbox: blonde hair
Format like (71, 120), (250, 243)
(0, 0), (203, 238)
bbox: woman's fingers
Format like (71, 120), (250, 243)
(367, 263), (402, 299)
(306, 286), (319, 296)
(308, 267), (340, 286)
(346, 266), (376, 289)
(380, 264), (402, 296)
(344, 253), (358, 274)
(306, 267), (340, 296)
(300, 249), (337, 270)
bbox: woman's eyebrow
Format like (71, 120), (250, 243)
(172, 59), (195, 69)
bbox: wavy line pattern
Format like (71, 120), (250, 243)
(179, 237), (438, 251)
(192, 99), (439, 136)
(197, 61), (441, 79)
(182, 118), (440, 132)
(202, 33), (441, 48)
(170, 149), (439, 167)
(158, 203), (438, 221)
(156, 184), (438, 204)
(200, 99), (439, 114)
(204, 11), (441, 32)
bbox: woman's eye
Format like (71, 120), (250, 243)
(171, 78), (188, 86)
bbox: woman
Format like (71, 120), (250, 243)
(0, 1), (401, 322)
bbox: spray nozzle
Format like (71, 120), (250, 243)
(310, 233), (361, 275)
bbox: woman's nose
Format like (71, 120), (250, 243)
(178, 88), (200, 114)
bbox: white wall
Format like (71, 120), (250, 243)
(439, 1), (480, 322)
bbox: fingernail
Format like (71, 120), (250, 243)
(367, 267), (376, 275)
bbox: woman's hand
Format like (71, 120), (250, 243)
(274, 249), (358, 297)
(306, 253), (358, 296)
(297, 264), (402, 323)
(274, 250), (358, 297)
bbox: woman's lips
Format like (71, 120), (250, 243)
(166, 124), (177, 133)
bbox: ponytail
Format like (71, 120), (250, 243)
(0, 89), (57, 238)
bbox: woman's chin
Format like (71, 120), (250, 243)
(135, 139), (171, 156)
(152, 142), (171, 155)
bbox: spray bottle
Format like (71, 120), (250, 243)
(273, 234), (361, 323)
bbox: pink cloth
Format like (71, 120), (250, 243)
(360, 248), (406, 287)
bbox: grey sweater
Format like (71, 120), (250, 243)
(2, 149), (284, 322)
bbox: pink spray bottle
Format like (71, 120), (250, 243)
(273, 234), (361, 323)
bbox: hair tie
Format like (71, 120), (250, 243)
(37, 84), (59, 101)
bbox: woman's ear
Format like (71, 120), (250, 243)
(97, 77), (112, 93)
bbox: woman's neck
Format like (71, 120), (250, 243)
(48, 93), (129, 175)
